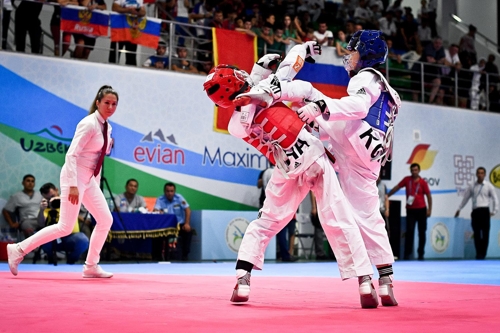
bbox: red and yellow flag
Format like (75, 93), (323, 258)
(212, 28), (257, 133)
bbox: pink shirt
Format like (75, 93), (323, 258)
(63, 112), (112, 186)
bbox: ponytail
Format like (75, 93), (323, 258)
(89, 85), (119, 114)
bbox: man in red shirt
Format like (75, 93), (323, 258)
(387, 163), (432, 260)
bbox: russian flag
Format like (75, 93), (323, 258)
(110, 13), (161, 49)
(296, 62), (350, 99)
(60, 6), (108, 37)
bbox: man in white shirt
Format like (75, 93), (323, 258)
(313, 21), (333, 46)
(378, 10), (397, 37)
(455, 167), (499, 259)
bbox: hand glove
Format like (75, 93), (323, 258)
(296, 100), (327, 123)
(256, 54), (282, 71)
(304, 41), (321, 63)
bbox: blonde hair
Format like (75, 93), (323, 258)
(89, 85), (119, 114)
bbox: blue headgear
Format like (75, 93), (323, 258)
(345, 30), (388, 70)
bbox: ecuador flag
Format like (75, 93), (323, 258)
(110, 13), (161, 49)
(60, 6), (108, 36)
(212, 28), (257, 133)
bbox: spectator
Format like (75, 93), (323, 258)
(222, 9), (238, 30)
(1, 0), (12, 50)
(189, 0), (214, 48)
(417, 0), (432, 24)
(235, 16), (257, 37)
(270, 25), (287, 56)
(209, 10), (224, 29)
(264, 13), (276, 30)
(298, 0), (323, 23)
(411, 36), (445, 103)
(172, 45), (198, 74)
(344, 19), (356, 41)
(310, 192), (329, 260)
(336, 0), (355, 27)
(353, 0), (374, 28)
(142, 41), (169, 69)
(108, 0), (146, 66)
(386, 0), (403, 14)
(483, 54), (499, 85)
(417, 18), (432, 48)
(38, 183), (89, 264)
(50, 0), (78, 57)
(377, 176), (390, 237)
(14, 0), (43, 53)
(154, 182), (192, 261)
(378, 10), (397, 39)
(197, 59), (214, 75)
(335, 30), (350, 57)
(313, 20), (333, 47)
(459, 24), (477, 64)
(2, 174), (43, 238)
(114, 179), (147, 212)
(174, 0), (192, 46)
(387, 163), (432, 261)
(256, 22), (274, 56)
(437, 43), (461, 105)
(470, 57), (487, 110)
(282, 15), (302, 53)
(455, 167), (498, 260)
(488, 84), (500, 112)
(302, 28), (316, 42)
(72, 0), (107, 60)
(401, 12), (419, 51)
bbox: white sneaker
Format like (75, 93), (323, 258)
(7, 244), (24, 276)
(378, 276), (398, 306)
(230, 272), (251, 302)
(82, 264), (113, 278)
(358, 276), (379, 309)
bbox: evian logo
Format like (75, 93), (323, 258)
(133, 129), (185, 165)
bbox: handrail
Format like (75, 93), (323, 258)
(450, 13), (498, 49)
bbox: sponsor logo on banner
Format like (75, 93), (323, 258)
(431, 222), (449, 253)
(133, 129), (185, 165)
(20, 125), (71, 154)
(225, 217), (250, 253)
(407, 144), (438, 170)
(490, 164), (500, 189)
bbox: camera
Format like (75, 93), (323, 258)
(49, 198), (61, 209)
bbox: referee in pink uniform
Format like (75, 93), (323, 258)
(7, 85), (118, 278)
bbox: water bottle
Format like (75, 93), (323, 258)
(120, 198), (127, 212)
(107, 197), (114, 211)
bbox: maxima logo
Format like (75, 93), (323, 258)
(406, 144), (438, 170)
(225, 218), (250, 253)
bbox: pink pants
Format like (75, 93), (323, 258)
(19, 166), (112, 266)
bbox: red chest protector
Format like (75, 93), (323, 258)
(253, 102), (304, 150)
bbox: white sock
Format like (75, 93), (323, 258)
(236, 269), (249, 278)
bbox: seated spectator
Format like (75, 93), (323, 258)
(108, 0), (146, 66)
(198, 59), (214, 75)
(143, 41), (169, 70)
(302, 28), (316, 42)
(114, 179), (147, 212)
(353, 0), (374, 28)
(437, 43), (461, 105)
(2, 174), (43, 238)
(335, 30), (350, 57)
(401, 12), (419, 51)
(72, 0), (107, 60)
(38, 183), (89, 264)
(172, 45), (199, 74)
(154, 182), (192, 261)
(411, 36), (446, 103)
(313, 20), (333, 47)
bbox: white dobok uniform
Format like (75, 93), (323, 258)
(266, 50), (401, 266)
(231, 55), (373, 280)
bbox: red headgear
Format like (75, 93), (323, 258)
(203, 65), (252, 108)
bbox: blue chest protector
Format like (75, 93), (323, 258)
(362, 91), (393, 133)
